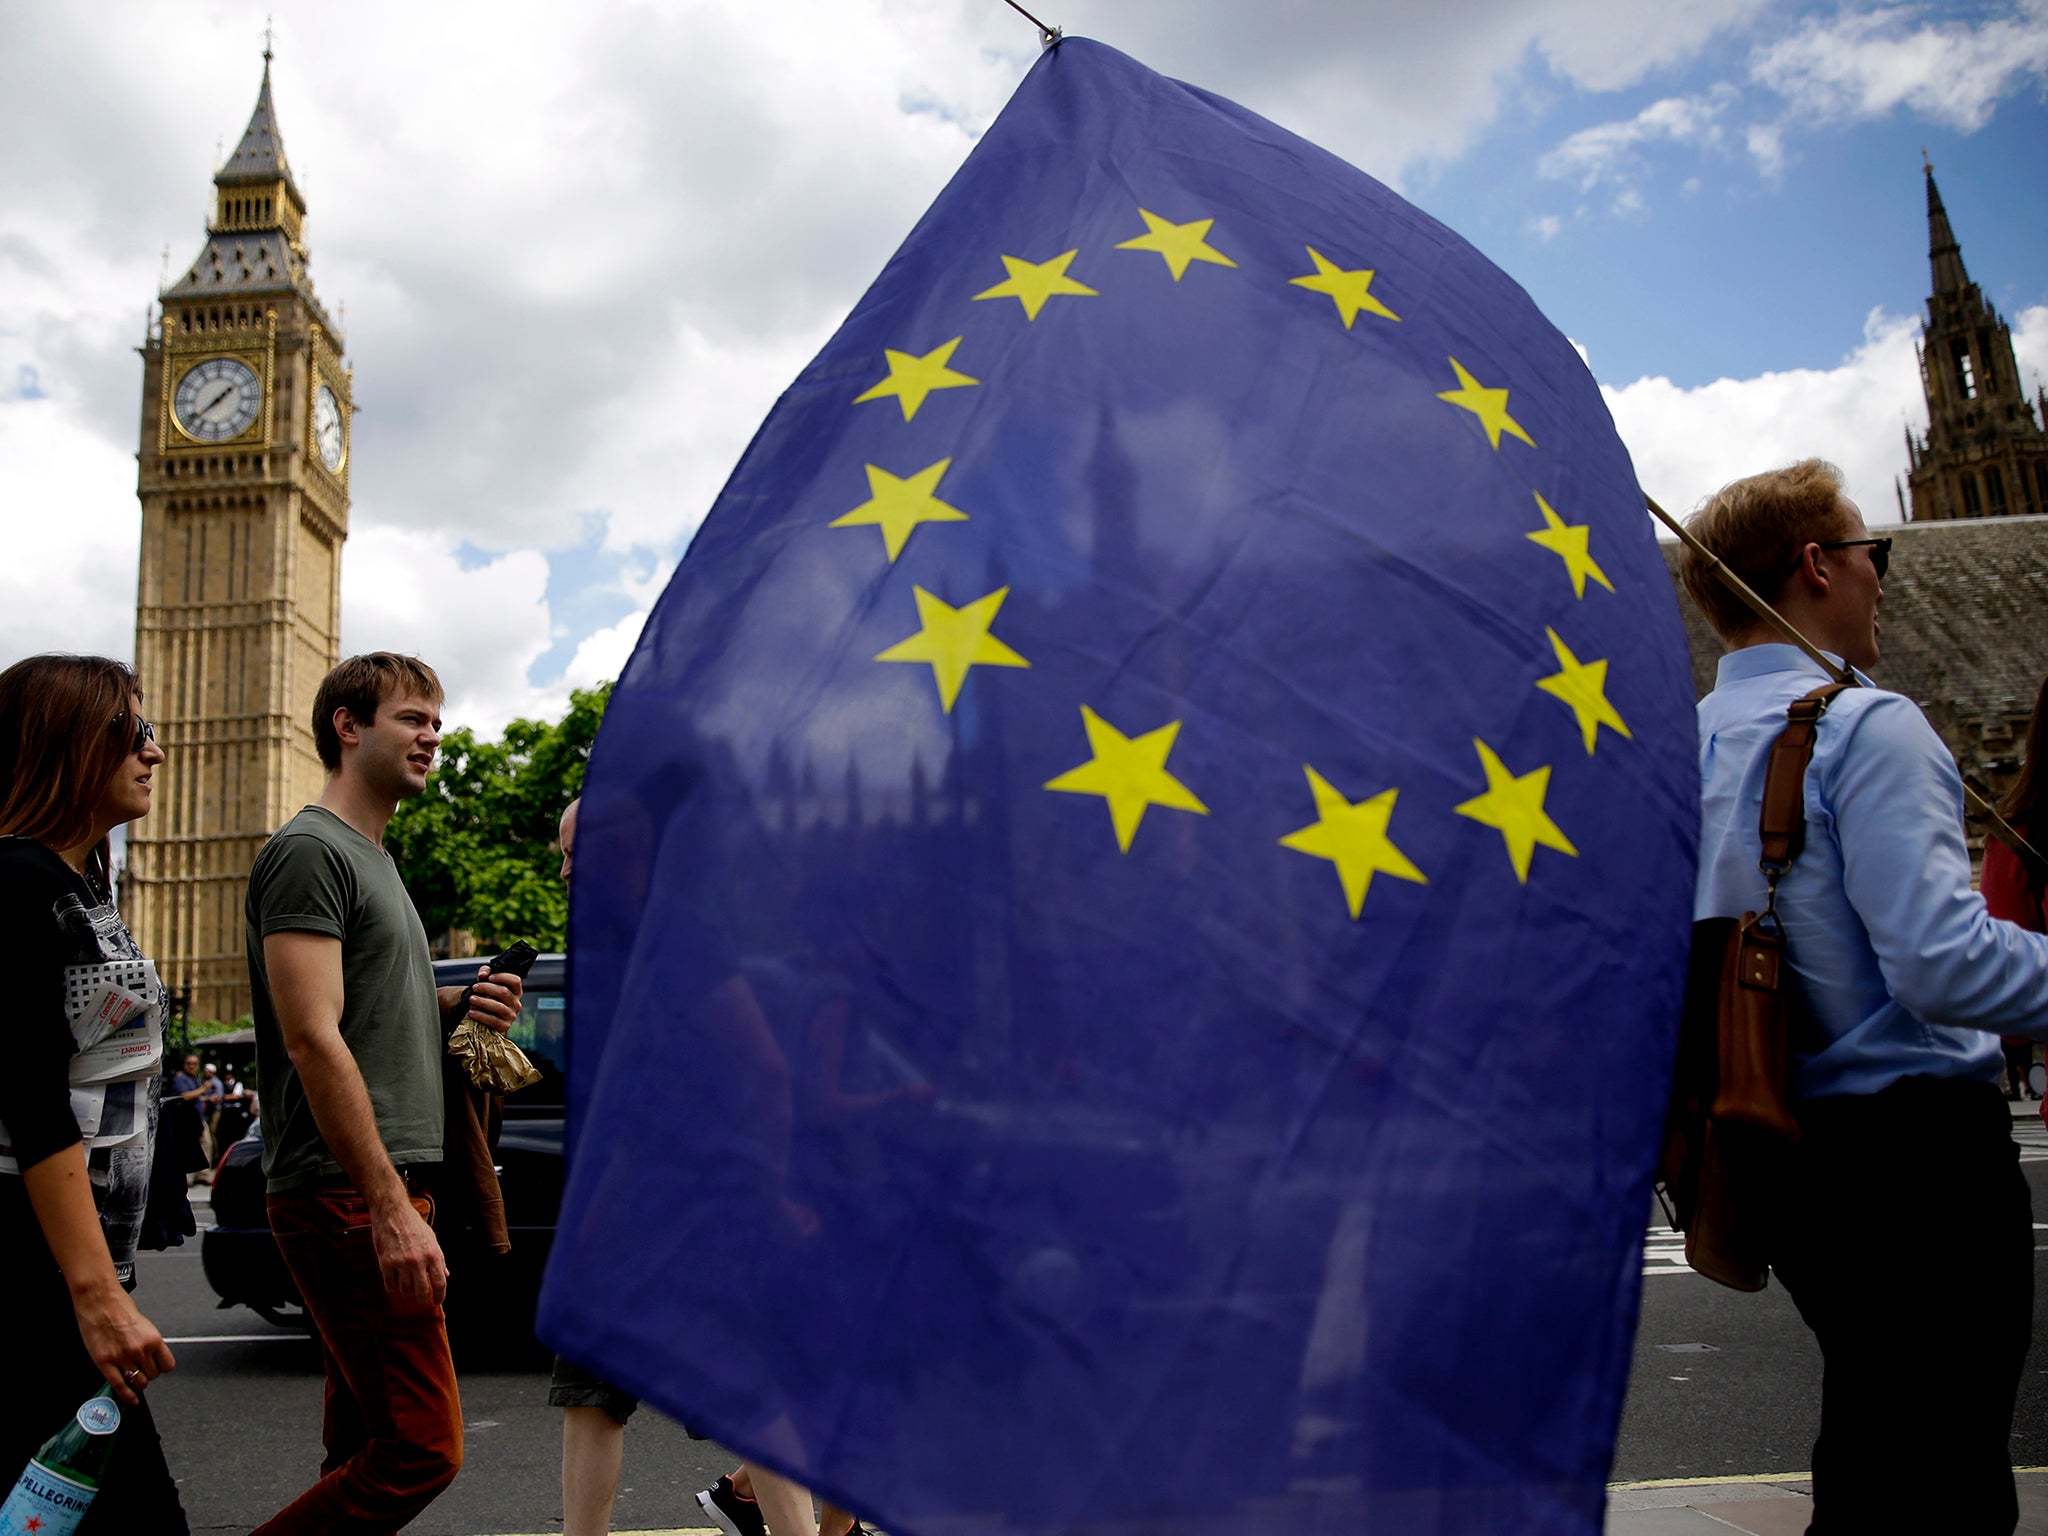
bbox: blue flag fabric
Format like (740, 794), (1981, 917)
(541, 37), (1697, 1536)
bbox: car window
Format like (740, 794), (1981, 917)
(436, 957), (568, 1112)
(514, 989), (566, 1061)
(505, 985), (566, 1110)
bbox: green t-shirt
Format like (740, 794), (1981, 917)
(245, 806), (443, 1193)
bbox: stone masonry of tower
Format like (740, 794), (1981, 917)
(127, 57), (351, 1024)
(1905, 164), (2048, 521)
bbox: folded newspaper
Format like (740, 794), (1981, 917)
(447, 941), (544, 1093)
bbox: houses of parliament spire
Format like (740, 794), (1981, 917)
(128, 54), (353, 1024)
(1904, 160), (2048, 521)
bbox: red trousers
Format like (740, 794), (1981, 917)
(252, 1182), (463, 1536)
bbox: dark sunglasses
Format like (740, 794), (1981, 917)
(1819, 536), (1891, 580)
(113, 713), (157, 755)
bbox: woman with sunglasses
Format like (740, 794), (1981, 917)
(0, 654), (188, 1532)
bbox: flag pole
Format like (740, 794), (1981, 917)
(1644, 493), (2048, 881)
(997, 0), (1061, 46)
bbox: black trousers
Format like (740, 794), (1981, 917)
(0, 1256), (189, 1534)
(1769, 1076), (2032, 1535)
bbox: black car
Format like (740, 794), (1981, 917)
(200, 954), (567, 1347)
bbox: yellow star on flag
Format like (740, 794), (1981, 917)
(1453, 738), (1577, 884)
(1115, 209), (1238, 281)
(1288, 247), (1400, 328)
(854, 338), (979, 421)
(1536, 627), (1633, 756)
(973, 250), (1099, 320)
(830, 460), (969, 562)
(1437, 357), (1535, 450)
(875, 586), (1030, 713)
(1044, 705), (1209, 853)
(1278, 767), (1427, 918)
(1526, 493), (1614, 599)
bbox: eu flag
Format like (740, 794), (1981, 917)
(541, 37), (1697, 1536)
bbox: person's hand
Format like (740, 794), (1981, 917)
(372, 1196), (449, 1308)
(464, 964), (525, 1037)
(73, 1283), (176, 1406)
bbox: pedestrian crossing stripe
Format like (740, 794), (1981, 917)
(1611, 1466), (2048, 1491)
(1644, 1213), (2048, 1276)
(1642, 1225), (1691, 1277)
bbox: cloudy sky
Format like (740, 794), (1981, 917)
(3, 0), (2045, 735)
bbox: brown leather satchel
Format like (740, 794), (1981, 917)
(1659, 681), (1851, 1290)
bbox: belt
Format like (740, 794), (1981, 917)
(312, 1164), (434, 1193)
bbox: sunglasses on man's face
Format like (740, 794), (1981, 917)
(1818, 536), (1891, 581)
(113, 713), (157, 756)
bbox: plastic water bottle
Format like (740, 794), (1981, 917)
(0, 1386), (121, 1536)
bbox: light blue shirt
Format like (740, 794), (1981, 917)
(1696, 644), (2048, 1099)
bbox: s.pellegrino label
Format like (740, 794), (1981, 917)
(0, 1387), (121, 1536)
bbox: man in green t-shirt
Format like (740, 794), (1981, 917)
(243, 652), (524, 1536)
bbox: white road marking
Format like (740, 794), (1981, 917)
(1642, 1225), (1692, 1277)
(2011, 1119), (2048, 1162)
(1645, 1138), (2048, 1274)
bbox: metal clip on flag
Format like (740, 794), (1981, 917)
(542, 37), (1703, 1536)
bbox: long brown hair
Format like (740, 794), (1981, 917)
(1999, 672), (2048, 836)
(0, 654), (143, 877)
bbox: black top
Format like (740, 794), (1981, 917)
(0, 836), (164, 1286)
(0, 839), (102, 1171)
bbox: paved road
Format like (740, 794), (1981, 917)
(133, 1211), (734, 1535)
(1611, 1109), (2048, 1484)
(125, 1111), (2048, 1532)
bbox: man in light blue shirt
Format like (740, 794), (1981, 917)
(1682, 459), (2048, 1535)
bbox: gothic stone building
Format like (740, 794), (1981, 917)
(1664, 168), (2048, 840)
(1903, 164), (2048, 521)
(1664, 516), (2048, 833)
(126, 57), (353, 1024)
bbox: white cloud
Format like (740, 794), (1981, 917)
(1537, 88), (1734, 202)
(1007, 0), (1775, 186)
(571, 319), (828, 558)
(0, 0), (1986, 729)
(0, 394), (137, 663)
(1752, 0), (2048, 131)
(338, 528), (553, 738)
(1603, 306), (1927, 524)
(561, 610), (649, 695)
(2016, 305), (2048, 402)
(1743, 123), (1785, 180)
(1535, 3), (2048, 212)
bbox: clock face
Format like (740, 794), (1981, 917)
(173, 357), (263, 442)
(312, 383), (346, 471)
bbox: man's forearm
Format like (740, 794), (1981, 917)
(287, 1029), (412, 1211)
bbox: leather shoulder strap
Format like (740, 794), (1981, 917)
(1757, 681), (1855, 873)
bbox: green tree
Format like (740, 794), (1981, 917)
(388, 684), (610, 953)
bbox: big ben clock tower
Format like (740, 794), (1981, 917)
(128, 50), (351, 1024)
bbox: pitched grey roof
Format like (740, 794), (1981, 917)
(161, 229), (332, 325)
(217, 62), (300, 198)
(163, 63), (334, 333)
(1662, 515), (2048, 786)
